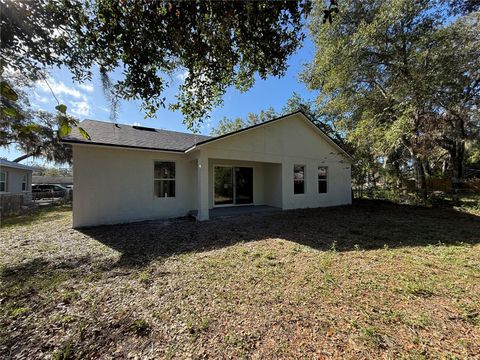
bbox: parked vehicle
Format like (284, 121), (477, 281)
(32, 184), (72, 200)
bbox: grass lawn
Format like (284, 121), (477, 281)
(1, 200), (479, 359)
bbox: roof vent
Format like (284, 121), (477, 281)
(133, 125), (156, 132)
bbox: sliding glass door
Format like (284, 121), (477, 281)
(214, 166), (253, 206)
(214, 166), (234, 205)
(234, 167), (254, 204)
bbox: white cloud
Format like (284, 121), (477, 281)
(71, 100), (91, 117)
(132, 122), (141, 126)
(31, 103), (46, 111)
(33, 92), (49, 104)
(37, 77), (83, 99)
(176, 70), (189, 82)
(36, 77), (95, 118)
(78, 83), (94, 92)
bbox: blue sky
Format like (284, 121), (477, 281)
(1, 38), (317, 165)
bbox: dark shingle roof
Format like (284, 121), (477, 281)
(62, 112), (353, 160)
(63, 120), (212, 152)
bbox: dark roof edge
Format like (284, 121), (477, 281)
(62, 139), (185, 153)
(190, 110), (354, 161)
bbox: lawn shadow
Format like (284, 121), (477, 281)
(0, 255), (100, 304)
(77, 200), (480, 268)
(0, 203), (72, 228)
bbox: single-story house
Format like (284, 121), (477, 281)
(0, 158), (35, 204)
(32, 176), (74, 187)
(63, 111), (353, 228)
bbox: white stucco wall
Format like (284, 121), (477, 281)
(263, 163), (283, 208)
(194, 113), (352, 214)
(0, 166), (32, 200)
(72, 145), (197, 227)
(72, 113), (352, 227)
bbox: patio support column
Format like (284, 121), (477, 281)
(197, 156), (209, 220)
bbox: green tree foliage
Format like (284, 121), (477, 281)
(449, 0), (480, 15)
(210, 107), (277, 136)
(1, 0), (310, 129)
(209, 93), (349, 144)
(32, 164), (72, 177)
(303, 0), (480, 194)
(0, 71), (77, 164)
(209, 93), (348, 148)
(210, 117), (246, 136)
(281, 92), (344, 144)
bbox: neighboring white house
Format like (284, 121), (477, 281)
(63, 111), (353, 228)
(0, 159), (34, 203)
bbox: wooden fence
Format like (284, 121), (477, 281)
(403, 178), (480, 194)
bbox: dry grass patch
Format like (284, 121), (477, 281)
(1, 200), (479, 359)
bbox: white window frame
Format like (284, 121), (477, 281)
(154, 161), (176, 198)
(0, 170), (7, 193)
(293, 164), (306, 195)
(21, 174), (28, 192)
(318, 166), (328, 194)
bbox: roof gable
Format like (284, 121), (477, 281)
(187, 111), (353, 162)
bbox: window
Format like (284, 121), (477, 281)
(154, 161), (175, 197)
(0, 171), (7, 192)
(22, 174), (27, 191)
(294, 165), (305, 194)
(318, 166), (328, 193)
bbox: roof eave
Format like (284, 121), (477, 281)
(0, 162), (36, 171)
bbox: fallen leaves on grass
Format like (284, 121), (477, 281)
(1, 201), (479, 358)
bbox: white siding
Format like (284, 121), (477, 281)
(0, 166), (32, 198)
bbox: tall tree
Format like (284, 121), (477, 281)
(1, 71), (75, 164)
(303, 0), (480, 194)
(1, 0), (310, 129)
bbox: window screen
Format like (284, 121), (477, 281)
(0, 171), (7, 192)
(318, 167), (327, 193)
(294, 165), (305, 194)
(154, 161), (175, 197)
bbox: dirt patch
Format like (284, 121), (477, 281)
(1, 200), (479, 358)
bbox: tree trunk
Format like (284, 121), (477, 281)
(423, 160), (433, 177)
(442, 159), (449, 175)
(449, 140), (465, 193)
(406, 141), (427, 198)
(410, 150), (427, 199)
